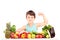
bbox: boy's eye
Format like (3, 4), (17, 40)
(28, 17), (30, 18)
(27, 17), (30, 19)
(27, 16), (34, 19)
(31, 17), (34, 18)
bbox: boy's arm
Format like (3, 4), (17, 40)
(16, 25), (26, 33)
(36, 13), (48, 27)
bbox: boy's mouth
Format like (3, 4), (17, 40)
(29, 20), (32, 22)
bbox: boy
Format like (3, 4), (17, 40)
(17, 10), (48, 32)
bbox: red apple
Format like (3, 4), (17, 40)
(15, 32), (19, 36)
(22, 32), (27, 34)
(14, 34), (18, 38)
(15, 32), (20, 38)
(10, 32), (20, 39)
(17, 34), (20, 38)
(20, 32), (28, 38)
(20, 34), (26, 38)
(19, 33), (22, 38)
(10, 32), (15, 38)
(23, 32), (28, 38)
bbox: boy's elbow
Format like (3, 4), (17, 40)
(16, 28), (21, 32)
(44, 20), (48, 25)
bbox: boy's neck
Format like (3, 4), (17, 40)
(28, 23), (34, 27)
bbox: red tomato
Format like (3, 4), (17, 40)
(39, 35), (43, 38)
(35, 34), (40, 38)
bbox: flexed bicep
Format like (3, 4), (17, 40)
(36, 13), (48, 27)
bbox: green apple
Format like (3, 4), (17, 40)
(31, 34), (35, 39)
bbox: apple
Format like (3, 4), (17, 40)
(10, 35), (14, 38)
(15, 32), (19, 35)
(15, 32), (20, 38)
(23, 32), (28, 38)
(19, 33), (22, 38)
(10, 32), (20, 39)
(14, 34), (18, 39)
(22, 32), (27, 34)
(10, 32), (15, 38)
(21, 34), (26, 38)
(20, 32), (28, 38)
(31, 34), (35, 38)
(27, 33), (31, 39)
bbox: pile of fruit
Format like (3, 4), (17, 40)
(10, 31), (45, 39)
(4, 22), (55, 39)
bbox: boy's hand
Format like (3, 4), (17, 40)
(16, 30), (20, 33)
(38, 12), (45, 16)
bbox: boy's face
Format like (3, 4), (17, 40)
(26, 14), (35, 24)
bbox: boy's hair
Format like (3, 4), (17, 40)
(26, 10), (36, 18)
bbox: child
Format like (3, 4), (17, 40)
(17, 10), (48, 32)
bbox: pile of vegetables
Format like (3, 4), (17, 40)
(42, 25), (55, 38)
(4, 22), (55, 39)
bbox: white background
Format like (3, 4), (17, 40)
(0, 0), (60, 40)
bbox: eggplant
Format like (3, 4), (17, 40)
(49, 27), (55, 38)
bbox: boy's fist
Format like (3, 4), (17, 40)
(38, 12), (44, 16)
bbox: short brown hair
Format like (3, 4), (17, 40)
(26, 10), (36, 18)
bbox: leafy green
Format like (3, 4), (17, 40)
(10, 25), (16, 33)
(42, 25), (52, 37)
(42, 25), (52, 31)
(47, 25), (52, 30)
(43, 30), (48, 36)
(30, 31), (37, 35)
(42, 25), (48, 31)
